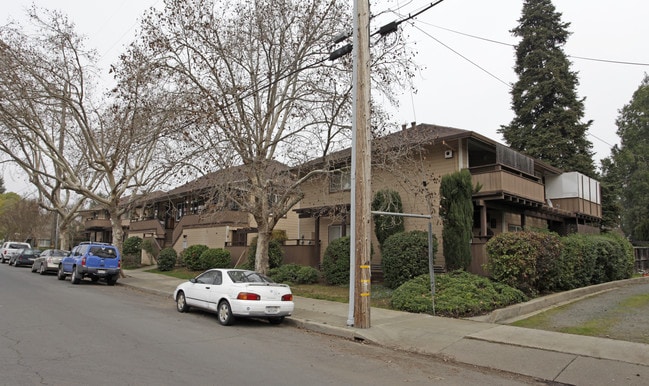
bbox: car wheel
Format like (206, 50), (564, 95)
(217, 300), (234, 326)
(70, 267), (81, 284)
(268, 316), (285, 325)
(39, 263), (47, 275)
(176, 291), (190, 313)
(106, 276), (117, 286)
(57, 265), (66, 280)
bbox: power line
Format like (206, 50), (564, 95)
(417, 22), (649, 67)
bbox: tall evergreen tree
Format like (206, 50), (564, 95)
(500, 0), (595, 177)
(601, 75), (649, 241)
(439, 170), (473, 271)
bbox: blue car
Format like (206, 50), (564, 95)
(58, 242), (121, 285)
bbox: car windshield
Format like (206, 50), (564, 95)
(51, 250), (68, 256)
(21, 249), (35, 255)
(10, 244), (29, 249)
(228, 270), (274, 283)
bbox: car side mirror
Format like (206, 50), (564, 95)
(190, 278), (197, 284)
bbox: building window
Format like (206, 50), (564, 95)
(508, 224), (523, 232)
(330, 168), (351, 192)
(328, 225), (343, 244)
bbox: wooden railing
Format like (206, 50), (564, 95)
(470, 165), (545, 203)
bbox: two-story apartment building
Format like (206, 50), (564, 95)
(294, 123), (601, 275)
(78, 123), (601, 276)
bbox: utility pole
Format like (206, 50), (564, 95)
(349, 0), (371, 329)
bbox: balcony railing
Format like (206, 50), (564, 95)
(84, 218), (111, 230)
(470, 164), (545, 203)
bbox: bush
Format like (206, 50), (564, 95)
(181, 244), (209, 271)
(245, 237), (284, 270)
(123, 236), (143, 255)
(121, 236), (144, 269)
(157, 248), (178, 271)
(561, 234), (597, 289)
(485, 231), (562, 296)
(391, 271), (527, 317)
(381, 230), (437, 289)
(269, 264), (320, 284)
(199, 248), (231, 270)
(321, 236), (350, 285)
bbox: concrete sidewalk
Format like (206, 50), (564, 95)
(119, 268), (649, 385)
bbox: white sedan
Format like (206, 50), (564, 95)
(174, 269), (294, 325)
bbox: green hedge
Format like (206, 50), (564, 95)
(322, 236), (350, 285)
(199, 248), (231, 270)
(391, 271), (527, 317)
(157, 248), (178, 271)
(181, 244), (209, 271)
(269, 264), (320, 284)
(381, 230), (437, 289)
(487, 231), (635, 295)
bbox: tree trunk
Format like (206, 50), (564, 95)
(58, 226), (70, 251)
(110, 211), (125, 277)
(254, 230), (271, 275)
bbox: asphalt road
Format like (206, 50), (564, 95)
(0, 264), (549, 386)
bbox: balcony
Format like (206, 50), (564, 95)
(84, 218), (112, 230)
(470, 165), (545, 204)
(129, 219), (166, 236)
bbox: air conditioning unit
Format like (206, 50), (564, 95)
(444, 150), (453, 159)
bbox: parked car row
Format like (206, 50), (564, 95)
(3, 240), (293, 325)
(2, 241), (121, 286)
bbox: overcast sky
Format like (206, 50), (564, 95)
(2, 0), (648, 196)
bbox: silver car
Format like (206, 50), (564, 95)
(31, 249), (69, 275)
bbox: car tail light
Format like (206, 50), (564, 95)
(282, 294), (293, 302)
(237, 292), (261, 301)
(118, 259), (121, 268)
(81, 256), (86, 267)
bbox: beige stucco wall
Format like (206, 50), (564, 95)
(298, 139), (466, 267)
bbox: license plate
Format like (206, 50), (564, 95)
(98, 270), (106, 274)
(265, 306), (279, 314)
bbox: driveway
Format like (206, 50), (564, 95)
(511, 280), (649, 344)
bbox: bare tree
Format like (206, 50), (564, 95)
(0, 7), (193, 259)
(130, 0), (416, 274)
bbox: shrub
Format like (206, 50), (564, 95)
(391, 271), (527, 317)
(245, 237), (284, 270)
(322, 236), (350, 285)
(181, 244), (209, 271)
(199, 248), (231, 270)
(561, 234), (597, 289)
(485, 231), (562, 296)
(157, 248), (178, 271)
(121, 236), (144, 269)
(123, 236), (143, 255)
(141, 239), (156, 255)
(269, 264), (320, 284)
(381, 230), (437, 289)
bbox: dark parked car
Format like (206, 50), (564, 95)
(31, 249), (70, 275)
(10, 248), (41, 267)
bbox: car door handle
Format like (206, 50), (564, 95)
(205, 286), (210, 289)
